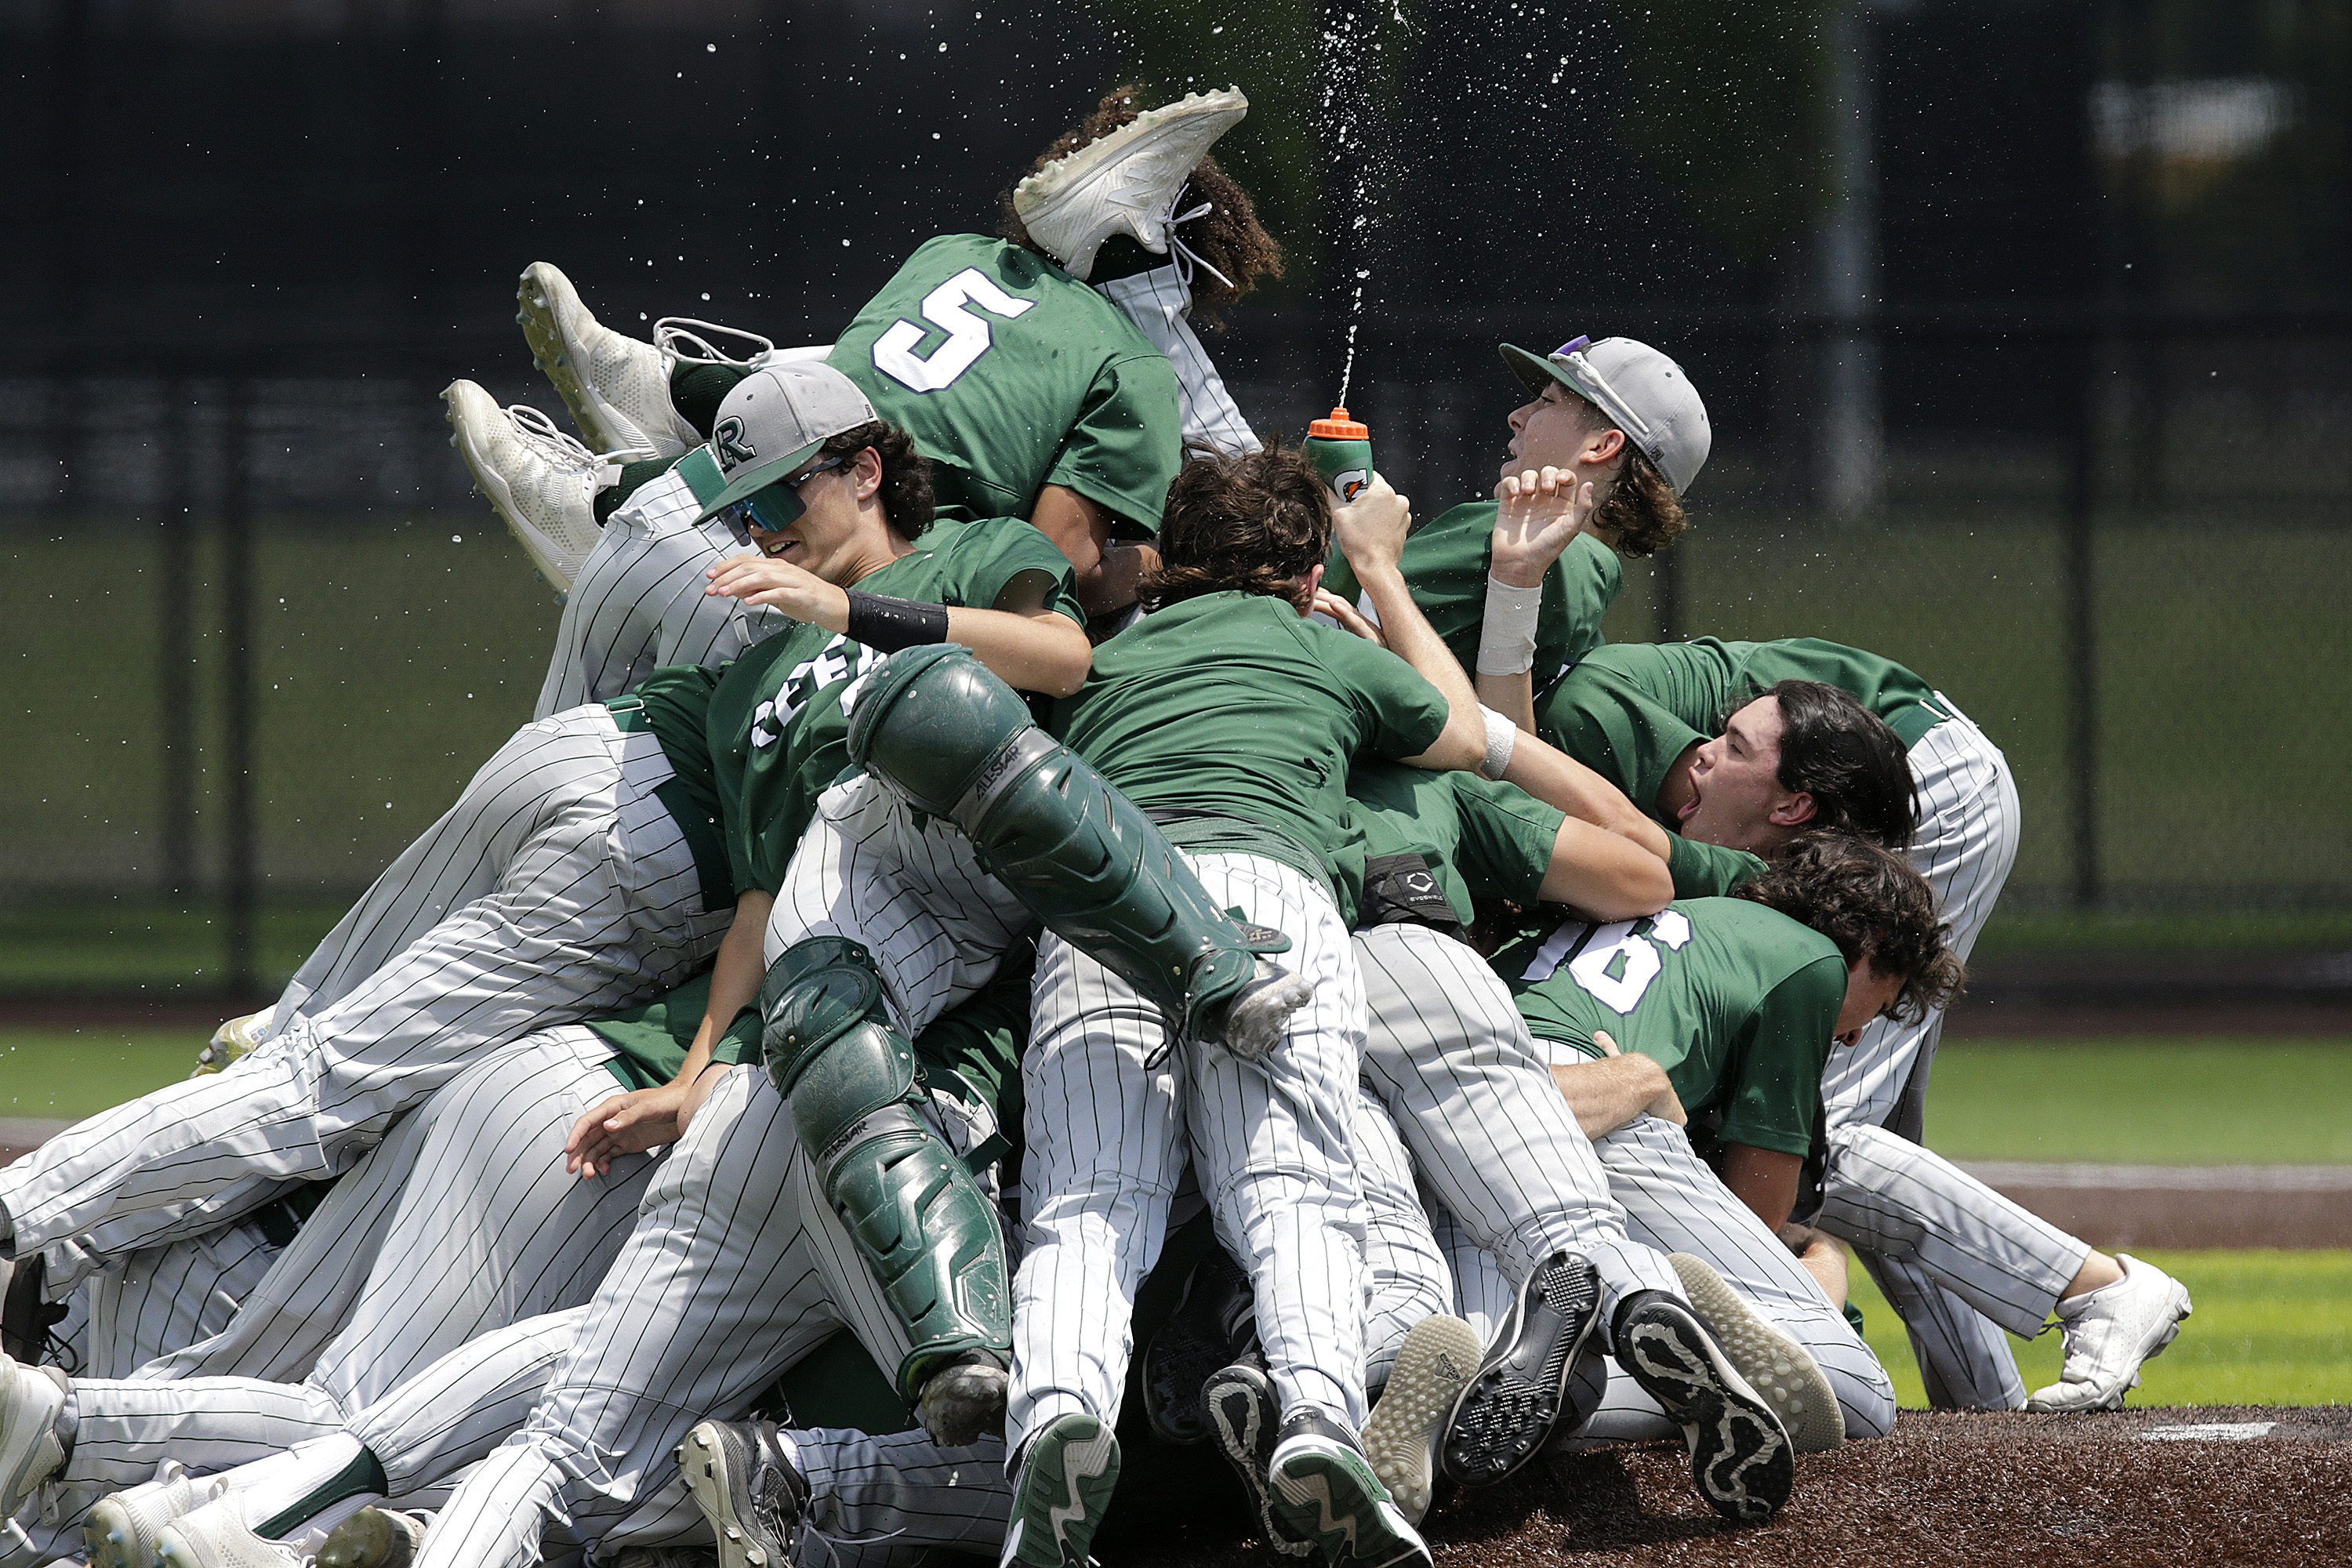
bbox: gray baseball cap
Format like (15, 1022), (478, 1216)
(676, 361), (879, 521)
(1498, 335), (1711, 494)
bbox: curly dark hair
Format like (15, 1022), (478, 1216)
(1563, 393), (1688, 557)
(819, 419), (933, 539)
(1000, 85), (1284, 320)
(1735, 833), (1965, 1026)
(1748, 680), (1918, 849)
(1143, 437), (1332, 611)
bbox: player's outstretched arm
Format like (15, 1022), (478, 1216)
(1548, 1028), (1686, 1138)
(1537, 815), (1674, 920)
(1334, 475), (1486, 771)
(1477, 466), (1594, 731)
(1497, 726), (1675, 857)
(706, 555), (1091, 697)
(565, 888), (775, 1178)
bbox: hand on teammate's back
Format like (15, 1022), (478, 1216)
(706, 552), (853, 630)
(1490, 466), (1595, 588)
(1331, 474), (1414, 577)
(1311, 587), (1387, 647)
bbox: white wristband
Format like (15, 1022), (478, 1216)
(1475, 573), (1542, 675)
(1480, 706), (1519, 779)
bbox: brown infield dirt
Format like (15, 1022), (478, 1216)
(1100, 1406), (2352, 1567)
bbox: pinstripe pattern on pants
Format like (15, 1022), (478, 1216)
(63, 1219), (282, 1381)
(1446, 1115), (1895, 1447)
(402, 1062), (919, 1568)
(1345, 1082), (1453, 1395)
(43, 1031), (662, 1530)
(535, 468), (786, 720)
(1811, 1123), (2087, 1340)
(2, 710), (729, 1286)
(1353, 923), (1684, 1337)
(1093, 266), (1261, 457)
(1815, 701), (2034, 1406)
(1009, 852), (1370, 1457)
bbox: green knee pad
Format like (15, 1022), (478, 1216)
(846, 645), (1289, 1046)
(760, 937), (1011, 1400)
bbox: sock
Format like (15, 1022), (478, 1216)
(595, 456), (678, 523)
(237, 1436), (388, 1539)
(670, 362), (754, 439)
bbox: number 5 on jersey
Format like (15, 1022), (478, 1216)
(871, 267), (1036, 393)
(1522, 909), (1694, 1014)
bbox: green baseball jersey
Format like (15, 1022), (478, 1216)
(1318, 502), (1621, 679)
(632, 517), (1082, 900)
(586, 970), (760, 1090)
(829, 235), (1182, 538)
(1330, 764), (1564, 930)
(1052, 593), (1451, 885)
(1496, 897), (1846, 1159)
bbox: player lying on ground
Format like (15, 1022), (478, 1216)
(0, 967), (1035, 1568)
(1535, 646), (2190, 1411)
(450, 85), (1279, 724)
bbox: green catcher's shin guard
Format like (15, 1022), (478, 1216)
(760, 936), (1011, 1443)
(845, 644), (1312, 1059)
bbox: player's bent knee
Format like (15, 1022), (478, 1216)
(845, 644), (1036, 821)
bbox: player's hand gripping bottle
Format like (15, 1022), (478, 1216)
(1305, 407), (1374, 506)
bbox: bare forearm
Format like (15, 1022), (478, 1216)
(1537, 818), (1674, 920)
(940, 608), (1091, 697)
(1355, 563), (1486, 771)
(1552, 1054), (1677, 1140)
(682, 891), (774, 1088)
(1475, 670), (1537, 734)
(1501, 729), (1673, 859)
(1722, 1142), (1802, 1232)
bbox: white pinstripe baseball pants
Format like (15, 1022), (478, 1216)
(534, 468), (785, 719)
(58, 1220), (283, 1381)
(1352, 923), (1685, 1334)
(0, 710), (729, 1289)
(1814, 702), (2038, 1407)
(1449, 1115), (1896, 1446)
(43, 1029), (664, 1518)
(1094, 266), (1261, 457)
(1009, 852), (1371, 1456)
(401, 1063), (923, 1568)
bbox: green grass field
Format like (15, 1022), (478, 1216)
(1849, 1247), (2352, 1409)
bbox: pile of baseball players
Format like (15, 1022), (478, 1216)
(0, 85), (2197, 1568)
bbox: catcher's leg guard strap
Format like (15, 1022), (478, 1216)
(760, 941), (1011, 1399)
(848, 647), (1290, 1046)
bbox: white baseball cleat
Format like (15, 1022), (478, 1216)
(315, 1507), (431, 1568)
(444, 380), (617, 593)
(0, 1351), (68, 1519)
(86, 1461), (224, 1568)
(1012, 89), (1248, 281)
(2025, 1254), (2194, 1413)
(1362, 1314), (1481, 1525)
(1668, 1253), (1845, 1452)
(154, 1498), (303, 1568)
(192, 1012), (267, 1077)
(515, 262), (710, 461)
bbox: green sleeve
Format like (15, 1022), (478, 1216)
(1312, 626), (1450, 762)
(1044, 353), (1182, 539)
(1445, 774), (1567, 907)
(1552, 532), (1622, 670)
(1666, 835), (1766, 898)
(1713, 954), (1842, 1158)
(1536, 664), (1710, 824)
(942, 518), (1088, 627)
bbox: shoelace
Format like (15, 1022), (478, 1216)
(1161, 191), (1236, 292)
(655, 318), (779, 369)
(504, 405), (653, 467)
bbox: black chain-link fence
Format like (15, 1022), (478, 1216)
(5, 0), (2345, 993)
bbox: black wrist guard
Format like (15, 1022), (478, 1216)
(844, 590), (951, 652)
